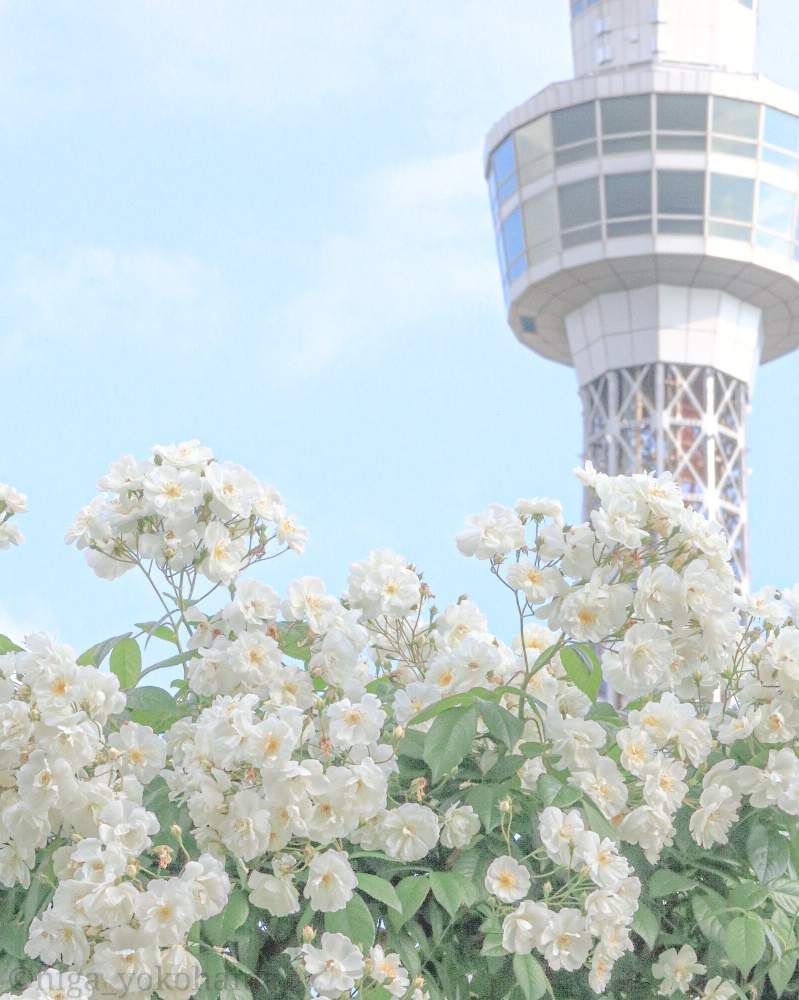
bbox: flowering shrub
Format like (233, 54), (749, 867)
(2, 442), (799, 1000)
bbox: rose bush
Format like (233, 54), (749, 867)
(1, 441), (799, 999)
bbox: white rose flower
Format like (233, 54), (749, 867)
(652, 944), (706, 997)
(502, 901), (552, 954)
(302, 932), (365, 997)
(456, 504), (525, 560)
(440, 803), (480, 849)
(304, 850), (357, 912)
(379, 804), (440, 862)
(538, 908), (592, 972)
(248, 871), (300, 916)
(484, 855), (531, 903)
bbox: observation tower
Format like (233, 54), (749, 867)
(484, 0), (799, 581)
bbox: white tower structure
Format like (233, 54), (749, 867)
(485, 0), (799, 581)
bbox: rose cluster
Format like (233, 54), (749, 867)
(2, 441), (799, 999)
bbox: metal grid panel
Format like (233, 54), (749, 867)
(581, 363), (749, 581)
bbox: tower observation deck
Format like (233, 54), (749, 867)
(484, 0), (799, 581)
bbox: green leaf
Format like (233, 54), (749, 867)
(478, 700), (523, 749)
(0, 634), (22, 654)
(728, 881), (770, 910)
(631, 903), (660, 949)
(582, 799), (617, 841)
(219, 978), (253, 1000)
(325, 894), (375, 952)
(484, 755), (526, 782)
(692, 890), (728, 944)
(126, 686), (182, 732)
(430, 872), (466, 919)
(203, 888), (250, 946)
(145, 649), (197, 673)
(649, 869), (697, 899)
(464, 784), (503, 833)
(76, 632), (132, 667)
(769, 950), (798, 998)
(109, 637), (142, 689)
(196, 947), (226, 1000)
(397, 729), (426, 761)
(356, 873), (402, 913)
(723, 915), (766, 978)
(423, 706), (478, 784)
(409, 687), (496, 727)
(276, 621), (311, 664)
(771, 878), (799, 916)
(512, 953), (548, 1000)
(748, 823), (790, 884)
(135, 621), (179, 645)
(560, 645), (602, 702)
(388, 875), (430, 930)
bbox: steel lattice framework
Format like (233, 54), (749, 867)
(581, 364), (749, 582)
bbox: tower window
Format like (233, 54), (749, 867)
(710, 174), (755, 223)
(657, 170), (705, 216)
(657, 95), (708, 132)
(605, 171), (652, 218)
(558, 177), (601, 230)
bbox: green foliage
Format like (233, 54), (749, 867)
(109, 636), (142, 688)
(126, 685), (183, 731)
(423, 705), (478, 784)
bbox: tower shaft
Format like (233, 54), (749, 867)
(581, 363), (749, 579)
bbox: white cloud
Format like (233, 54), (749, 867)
(0, 2), (570, 130)
(273, 147), (501, 373)
(0, 247), (227, 368)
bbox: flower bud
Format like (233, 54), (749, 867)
(301, 925), (316, 943)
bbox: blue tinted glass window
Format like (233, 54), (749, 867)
(502, 208), (526, 263)
(757, 182), (795, 234)
(710, 174), (754, 222)
(713, 98), (759, 139)
(492, 137), (516, 183)
(552, 103), (596, 147)
(764, 108), (799, 153)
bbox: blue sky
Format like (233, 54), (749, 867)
(2, 0), (799, 654)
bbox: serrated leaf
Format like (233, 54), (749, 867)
(748, 823), (790, 884)
(324, 894), (375, 952)
(478, 700), (524, 749)
(723, 915), (766, 978)
(276, 621), (311, 664)
(423, 706), (478, 783)
(409, 687), (496, 727)
(692, 890), (728, 944)
(77, 632), (132, 667)
(388, 875), (430, 930)
(632, 903), (660, 949)
(0, 634), (22, 654)
(430, 871), (466, 919)
(135, 621), (179, 645)
(769, 950), (798, 998)
(203, 888), (249, 946)
(512, 953), (548, 1000)
(728, 881), (770, 910)
(582, 798), (618, 841)
(464, 784), (503, 833)
(560, 645), (602, 702)
(771, 878), (799, 916)
(649, 869), (697, 898)
(126, 686), (182, 732)
(356, 873), (402, 913)
(109, 638), (142, 689)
